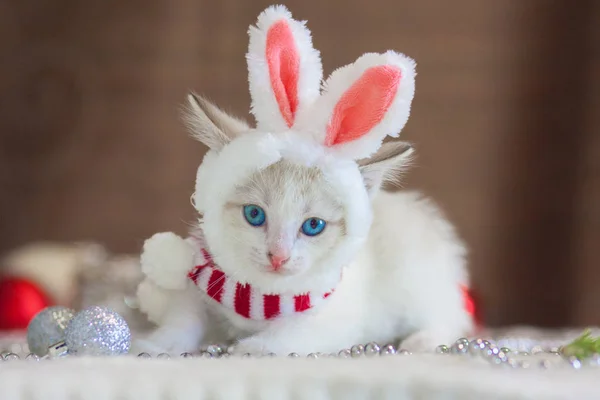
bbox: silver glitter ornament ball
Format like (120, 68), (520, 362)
(27, 306), (76, 357)
(64, 306), (131, 356)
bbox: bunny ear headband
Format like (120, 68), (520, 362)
(194, 5), (415, 241)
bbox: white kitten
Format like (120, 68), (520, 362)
(133, 5), (474, 356)
(134, 96), (473, 356)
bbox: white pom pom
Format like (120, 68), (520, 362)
(140, 232), (195, 290)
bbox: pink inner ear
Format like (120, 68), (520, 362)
(266, 20), (300, 128)
(325, 65), (401, 146)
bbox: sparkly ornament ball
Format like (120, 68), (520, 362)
(27, 306), (75, 357)
(64, 306), (131, 356)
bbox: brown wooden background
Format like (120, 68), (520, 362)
(0, 0), (598, 327)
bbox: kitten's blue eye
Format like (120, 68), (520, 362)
(301, 217), (326, 236)
(243, 204), (266, 227)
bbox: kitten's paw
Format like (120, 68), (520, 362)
(132, 327), (200, 356)
(401, 331), (451, 353)
(141, 232), (195, 290)
(131, 338), (169, 355)
(233, 336), (317, 356)
(136, 279), (173, 324)
(233, 337), (275, 356)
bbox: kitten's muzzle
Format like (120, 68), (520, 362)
(268, 252), (290, 272)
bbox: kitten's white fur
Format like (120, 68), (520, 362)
(134, 107), (472, 357)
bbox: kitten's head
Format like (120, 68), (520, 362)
(184, 5), (416, 293)
(185, 95), (413, 293)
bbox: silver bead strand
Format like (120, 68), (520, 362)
(380, 344), (397, 356)
(337, 349), (351, 358)
(450, 341), (468, 355)
(468, 339), (486, 355)
(205, 344), (224, 357)
(435, 345), (449, 354)
(568, 356), (582, 369)
(17, 333), (596, 369)
(2, 352), (20, 361)
(350, 344), (364, 358)
(364, 342), (381, 357)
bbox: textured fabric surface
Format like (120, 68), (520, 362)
(1, 327), (600, 399)
(1, 353), (599, 399)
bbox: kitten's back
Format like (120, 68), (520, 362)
(368, 190), (468, 283)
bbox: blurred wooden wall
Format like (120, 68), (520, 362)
(0, 0), (598, 327)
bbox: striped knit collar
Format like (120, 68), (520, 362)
(187, 248), (335, 321)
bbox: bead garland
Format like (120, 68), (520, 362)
(3, 337), (600, 370)
(137, 337), (595, 369)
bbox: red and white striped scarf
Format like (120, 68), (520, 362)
(187, 235), (480, 324)
(187, 248), (335, 321)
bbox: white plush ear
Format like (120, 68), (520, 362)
(298, 51), (416, 160)
(247, 5), (323, 132)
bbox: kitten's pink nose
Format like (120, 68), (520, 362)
(268, 253), (290, 271)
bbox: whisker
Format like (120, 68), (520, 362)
(205, 272), (227, 293)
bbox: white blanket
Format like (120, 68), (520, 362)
(1, 327), (599, 400)
(1, 354), (599, 400)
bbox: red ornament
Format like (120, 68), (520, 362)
(461, 284), (483, 327)
(0, 276), (52, 330)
